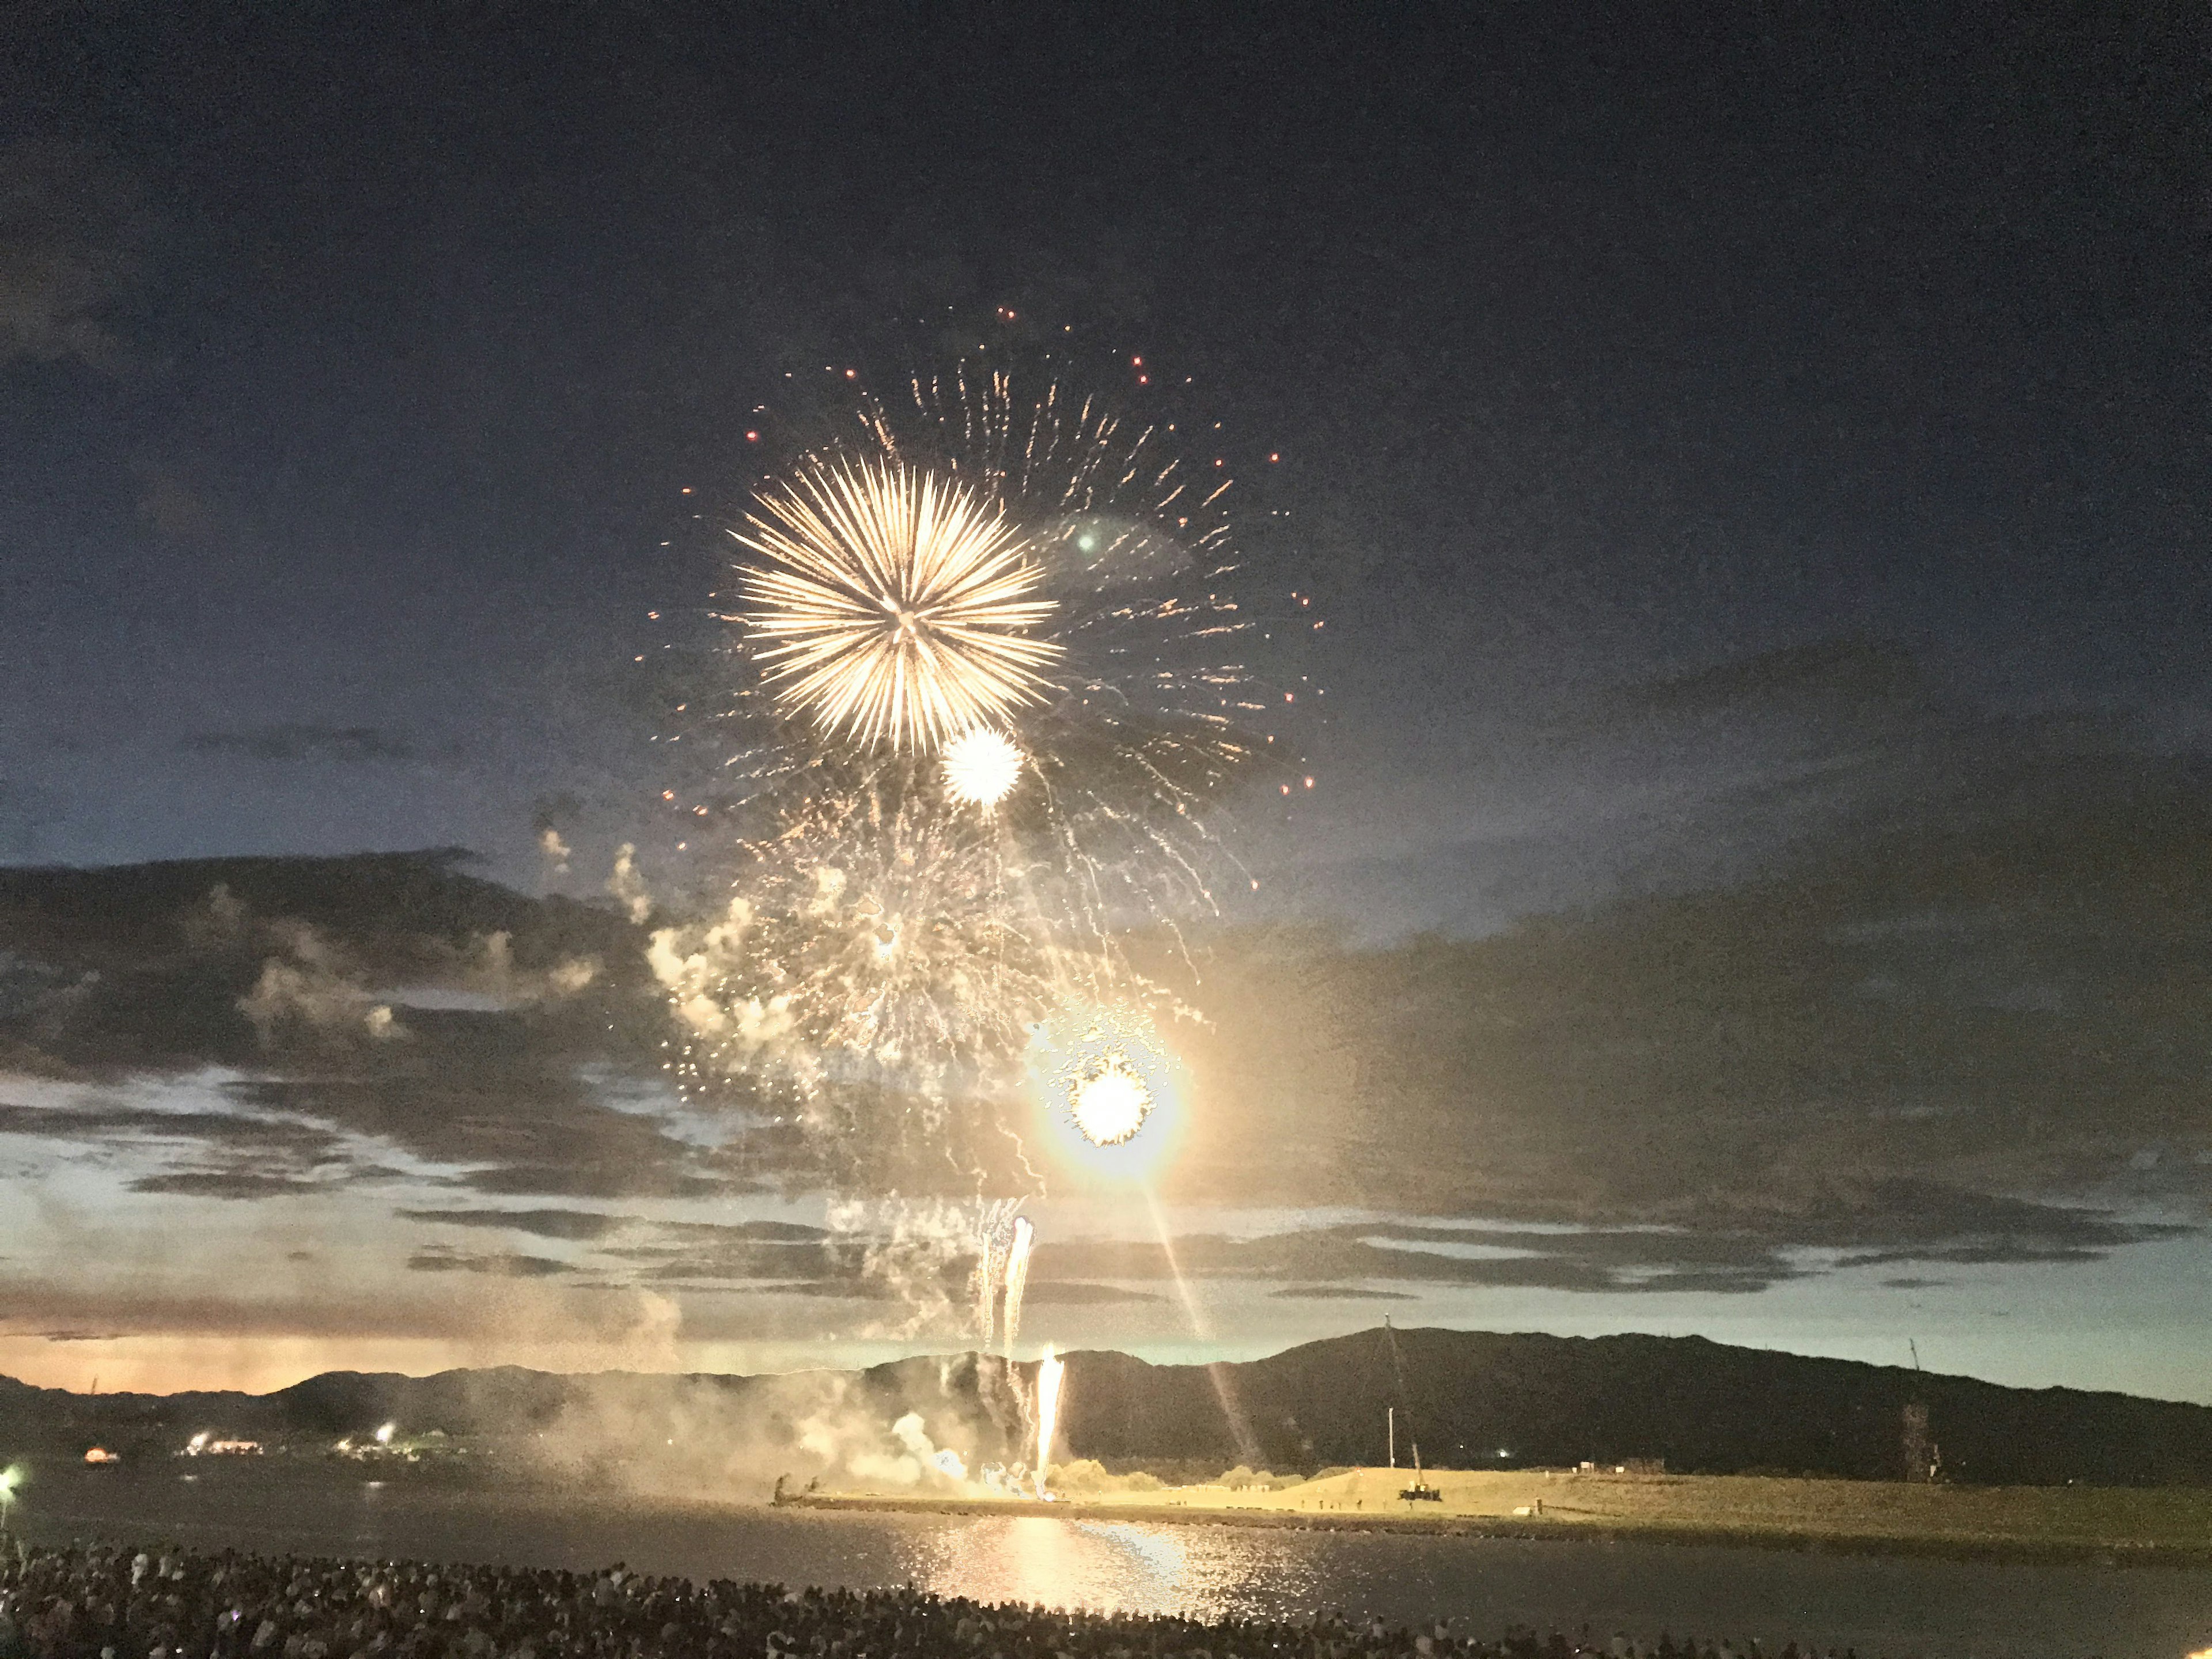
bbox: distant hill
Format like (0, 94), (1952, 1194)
(1056, 1326), (2212, 1486)
(5, 1328), (2211, 1489)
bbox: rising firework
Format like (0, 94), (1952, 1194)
(1032, 1343), (1065, 1498)
(1001, 1215), (1036, 1357)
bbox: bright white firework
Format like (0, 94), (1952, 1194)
(734, 454), (1065, 752)
(1033, 1343), (1064, 1498)
(941, 728), (1024, 808)
(1067, 1052), (1154, 1146)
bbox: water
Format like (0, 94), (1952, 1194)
(14, 1466), (2212, 1658)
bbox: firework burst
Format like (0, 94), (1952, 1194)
(656, 354), (1304, 1193)
(735, 456), (1064, 752)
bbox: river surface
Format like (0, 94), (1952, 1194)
(12, 1467), (2212, 1659)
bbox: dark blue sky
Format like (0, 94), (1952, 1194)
(5, 3), (2206, 911)
(3, 3), (2212, 1397)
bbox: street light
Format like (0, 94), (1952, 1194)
(0, 1465), (20, 1543)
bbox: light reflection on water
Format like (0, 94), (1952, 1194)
(902, 1519), (1321, 1621)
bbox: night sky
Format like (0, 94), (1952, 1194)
(3, 5), (2210, 1399)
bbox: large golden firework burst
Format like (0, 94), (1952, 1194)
(733, 455), (1064, 752)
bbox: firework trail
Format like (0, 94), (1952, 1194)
(1001, 1215), (1035, 1357)
(972, 1200), (1018, 1345)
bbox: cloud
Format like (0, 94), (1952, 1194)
(132, 461), (224, 545)
(656, 1220), (830, 1243)
(1025, 1194), (2186, 1301)
(0, 141), (145, 372)
(456, 1164), (734, 1200)
(395, 1207), (633, 1241)
(1270, 1286), (1416, 1301)
(129, 1171), (346, 1199)
(1600, 635), (1929, 724)
(407, 1248), (577, 1278)
(1172, 710), (2212, 1241)
(986, 1280), (1161, 1305)
(5, 780), (2208, 1297)
(184, 726), (414, 763)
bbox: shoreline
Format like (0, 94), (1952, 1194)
(781, 1492), (2212, 1569)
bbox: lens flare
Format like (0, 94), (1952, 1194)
(734, 454), (1063, 752)
(1028, 1002), (1185, 1182)
(1067, 1052), (1153, 1146)
(941, 727), (1024, 808)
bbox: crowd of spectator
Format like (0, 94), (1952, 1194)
(0, 1540), (1858, 1659)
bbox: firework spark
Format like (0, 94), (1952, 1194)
(734, 456), (1063, 752)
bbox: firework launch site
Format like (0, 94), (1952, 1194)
(10, 1328), (2212, 1566)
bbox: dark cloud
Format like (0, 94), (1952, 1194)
(131, 461), (225, 546)
(0, 1100), (343, 1160)
(1603, 636), (1929, 725)
(0, 1096), (391, 1200)
(1031, 1230), (1752, 1296)
(3, 751), (2206, 1291)
(653, 1219), (830, 1243)
(635, 1241), (840, 1281)
(1028, 1195), (2186, 1300)
(395, 1206), (632, 1241)
(0, 139), (145, 372)
(1268, 1286), (1416, 1301)
(1171, 709), (2212, 1244)
(184, 726), (415, 764)
(1002, 1281), (1162, 1305)
(406, 1248), (574, 1278)
(456, 1165), (734, 1201)
(130, 1171), (341, 1199)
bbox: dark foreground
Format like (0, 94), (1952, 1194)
(0, 1540), (1883, 1659)
(10, 1465), (2211, 1657)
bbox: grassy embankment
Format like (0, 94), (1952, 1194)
(796, 1467), (2212, 1563)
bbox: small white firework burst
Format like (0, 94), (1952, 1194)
(941, 727), (1024, 808)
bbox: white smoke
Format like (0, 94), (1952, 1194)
(606, 843), (652, 924)
(538, 825), (572, 878)
(787, 1389), (975, 1492)
(825, 1196), (994, 1341)
(646, 899), (803, 1066)
(452, 930), (599, 1004)
(236, 923), (404, 1046)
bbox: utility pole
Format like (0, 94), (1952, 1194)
(1388, 1406), (1396, 1469)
